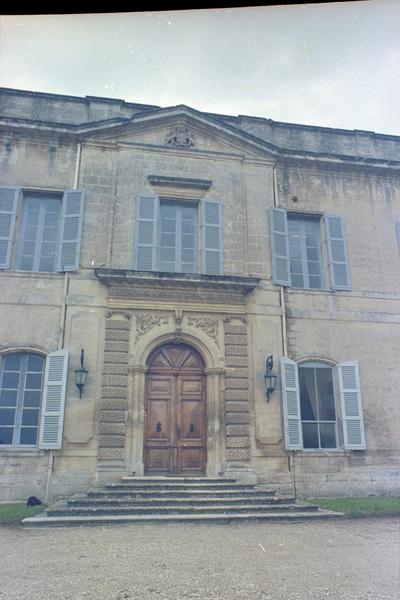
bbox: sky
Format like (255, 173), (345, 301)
(0, 2), (399, 135)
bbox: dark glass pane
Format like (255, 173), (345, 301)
(25, 196), (41, 210)
(302, 422), (319, 448)
(160, 233), (176, 247)
(316, 368), (336, 420)
(0, 389), (18, 406)
(19, 427), (38, 445)
(320, 423), (337, 448)
(20, 256), (34, 270)
(181, 206), (196, 220)
(309, 275), (323, 289)
(288, 219), (302, 233)
(2, 372), (19, 389)
(44, 211), (60, 226)
(291, 274), (305, 288)
(0, 427), (13, 445)
(38, 257), (54, 272)
(24, 226), (38, 241)
(21, 409), (39, 426)
(181, 234), (195, 249)
(27, 355), (44, 372)
(40, 241), (57, 256)
(182, 220), (194, 233)
(290, 259), (303, 275)
(161, 218), (176, 233)
(308, 261), (322, 275)
(26, 211), (39, 226)
(25, 373), (43, 390)
(0, 408), (16, 426)
(306, 246), (319, 261)
(160, 205), (176, 218)
(4, 354), (22, 370)
(299, 368), (317, 420)
(22, 241), (36, 255)
(23, 390), (41, 407)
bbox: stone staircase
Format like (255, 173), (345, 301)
(22, 477), (342, 527)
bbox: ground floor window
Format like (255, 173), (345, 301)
(298, 362), (337, 449)
(0, 352), (45, 446)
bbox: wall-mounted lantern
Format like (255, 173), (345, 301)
(264, 355), (277, 402)
(75, 349), (88, 399)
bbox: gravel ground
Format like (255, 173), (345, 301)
(0, 518), (398, 600)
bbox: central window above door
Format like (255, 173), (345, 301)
(160, 201), (197, 273)
(134, 195), (223, 276)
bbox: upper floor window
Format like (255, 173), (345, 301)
(0, 186), (85, 273)
(0, 350), (69, 449)
(281, 357), (366, 451)
(135, 195), (223, 276)
(270, 208), (351, 291)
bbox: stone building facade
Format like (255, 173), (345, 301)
(0, 87), (399, 501)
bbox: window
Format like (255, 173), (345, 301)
(17, 192), (62, 272)
(0, 353), (45, 446)
(135, 195), (223, 275)
(270, 208), (351, 290)
(0, 186), (85, 272)
(288, 216), (324, 289)
(281, 357), (366, 451)
(0, 350), (69, 449)
(298, 362), (337, 449)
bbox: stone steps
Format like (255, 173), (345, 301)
(22, 476), (342, 527)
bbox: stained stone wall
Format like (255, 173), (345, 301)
(98, 313), (131, 465)
(223, 316), (251, 464)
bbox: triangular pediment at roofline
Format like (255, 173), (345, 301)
(82, 104), (280, 160)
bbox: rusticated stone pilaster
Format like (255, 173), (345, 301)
(223, 315), (252, 468)
(98, 313), (130, 465)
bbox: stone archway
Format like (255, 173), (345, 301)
(144, 343), (207, 475)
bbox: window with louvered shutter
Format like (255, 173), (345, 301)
(202, 200), (223, 275)
(338, 361), (366, 450)
(38, 349), (69, 450)
(270, 207), (291, 286)
(325, 214), (351, 290)
(280, 357), (303, 450)
(0, 186), (19, 269)
(57, 189), (85, 271)
(135, 195), (158, 271)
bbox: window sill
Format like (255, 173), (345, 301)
(0, 447), (47, 456)
(1, 270), (65, 280)
(296, 449), (349, 456)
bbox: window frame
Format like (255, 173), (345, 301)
(16, 191), (63, 273)
(158, 198), (199, 274)
(287, 213), (325, 290)
(0, 351), (45, 448)
(298, 361), (340, 451)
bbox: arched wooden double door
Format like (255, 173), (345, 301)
(144, 343), (207, 475)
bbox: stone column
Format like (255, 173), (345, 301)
(94, 311), (131, 485)
(204, 367), (226, 477)
(223, 315), (257, 484)
(126, 364), (148, 476)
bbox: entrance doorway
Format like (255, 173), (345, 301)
(144, 343), (207, 475)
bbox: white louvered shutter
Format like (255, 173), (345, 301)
(270, 208), (291, 286)
(39, 349), (69, 449)
(325, 214), (351, 290)
(0, 186), (19, 269)
(135, 195), (159, 271)
(281, 357), (303, 450)
(338, 361), (366, 450)
(57, 189), (85, 271)
(202, 200), (223, 275)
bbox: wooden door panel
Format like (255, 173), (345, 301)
(144, 344), (206, 475)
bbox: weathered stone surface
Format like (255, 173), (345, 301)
(225, 401), (250, 413)
(224, 334), (247, 346)
(99, 434), (125, 448)
(105, 320), (130, 330)
(226, 448), (251, 461)
(225, 355), (248, 367)
(98, 448), (126, 461)
(225, 378), (248, 390)
(103, 352), (129, 364)
(100, 398), (127, 410)
(105, 328), (130, 341)
(223, 325), (247, 335)
(225, 367), (249, 378)
(225, 389), (249, 401)
(226, 436), (250, 448)
(101, 387), (128, 399)
(99, 422), (126, 435)
(104, 340), (129, 353)
(100, 410), (127, 423)
(102, 363), (128, 375)
(224, 345), (248, 356)
(225, 412), (251, 424)
(226, 424), (250, 436)
(102, 375), (127, 387)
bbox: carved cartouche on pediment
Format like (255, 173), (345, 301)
(165, 126), (196, 148)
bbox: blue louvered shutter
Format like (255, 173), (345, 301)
(0, 186), (19, 269)
(270, 208), (291, 286)
(338, 361), (366, 450)
(281, 357), (303, 450)
(135, 195), (159, 271)
(57, 189), (85, 271)
(202, 199), (223, 275)
(325, 214), (351, 290)
(39, 349), (69, 450)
